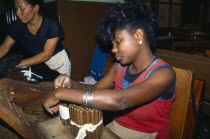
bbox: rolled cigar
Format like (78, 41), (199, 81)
(91, 110), (96, 139)
(79, 109), (84, 128)
(98, 110), (103, 139)
(70, 105), (74, 135)
(70, 105), (74, 134)
(95, 109), (99, 139)
(86, 109), (92, 139)
(76, 108), (80, 134)
(73, 105), (77, 136)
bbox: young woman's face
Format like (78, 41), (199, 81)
(14, 0), (37, 23)
(112, 29), (140, 65)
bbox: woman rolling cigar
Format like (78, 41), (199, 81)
(0, 0), (71, 81)
(43, 0), (176, 138)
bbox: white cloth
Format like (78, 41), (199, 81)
(70, 118), (103, 139)
(80, 76), (97, 85)
(21, 66), (43, 82)
(59, 105), (70, 120)
(45, 49), (71, 77)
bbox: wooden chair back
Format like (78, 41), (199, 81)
(171, 67), (193, 139)
(206, 50), (210, 57)
(183, 79), (204, 138)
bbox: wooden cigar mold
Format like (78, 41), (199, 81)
(60, 104), (103, 139)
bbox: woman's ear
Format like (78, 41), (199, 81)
(134, 29), (144, 45)
(34, 4), (40, 13)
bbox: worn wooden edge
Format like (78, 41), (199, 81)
(171, 67), (193, 139)
(0, 103), (42, 139)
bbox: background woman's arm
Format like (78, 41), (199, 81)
(0, 35), (15, 59)
(18, 37), (59, 67)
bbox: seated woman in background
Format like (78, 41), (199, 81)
(43, 0), (176, 138)
(0, 0), (71, 81)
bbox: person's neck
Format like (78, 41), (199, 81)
(129, 47), (155, 74)
(28, 14), (42, 27)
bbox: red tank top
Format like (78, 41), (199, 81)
(114, 59), (176, 139)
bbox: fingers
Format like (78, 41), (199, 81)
(44, 106), (59, 114)
(43, 100), (60, 114)
(16, 63), (21, 68)
(54, 74), (66, 88)
(51, 106), (59, 113)
(44, 103), (60, 114)
(54, 75), (62, 88)
(63, 78), (72, 88)
(54, 74), (71, 89)
(44, 107), (54, 114)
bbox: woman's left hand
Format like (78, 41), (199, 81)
(16, 61), (23, 68)
(43, 91), (60, 114)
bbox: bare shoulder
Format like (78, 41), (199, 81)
(158, 66), (175, 77)
(146, 66), (176, 89)
(152, 66), (175, 79)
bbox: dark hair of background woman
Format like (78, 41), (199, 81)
(23, 0), (43, 6)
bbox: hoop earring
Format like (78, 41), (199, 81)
(138, 40), (142, 45)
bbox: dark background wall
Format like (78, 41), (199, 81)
(0, 1), (6, 14)
(59, 0), (113, 80)
(182, 0), (201, 25)
(0, 1), (7, 43)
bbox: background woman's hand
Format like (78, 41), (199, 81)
(54, 74), (72, 88)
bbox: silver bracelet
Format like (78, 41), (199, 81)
(82, 90), (93, 108)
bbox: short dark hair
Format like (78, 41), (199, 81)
(23, 0), (43, 6)
(97, 0), (159, 52)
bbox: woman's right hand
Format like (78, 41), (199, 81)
(54, 74), (72, 89)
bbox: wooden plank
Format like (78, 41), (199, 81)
(172, 41), (210, 48)
(0, 100), (41, 139)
